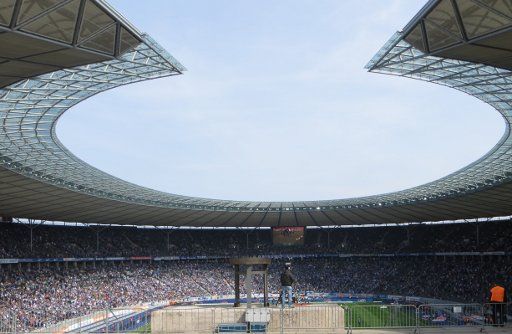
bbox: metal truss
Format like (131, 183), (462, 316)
(2, 0), (142, 57)
(364, 32), (512, 204)
(0, 36), (190, 209)
(400, 0), (512, 70)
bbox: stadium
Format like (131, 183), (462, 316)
(0, 0), (511, 333)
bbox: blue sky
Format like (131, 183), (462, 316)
(57, 0), (504, 202)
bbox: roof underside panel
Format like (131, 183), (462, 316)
(0, 0), (144, 89)
(1, 154), (512, 226)
(403, 0), (512, 70)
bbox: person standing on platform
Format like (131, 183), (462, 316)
(490, 282), (507, 326)
(280, 262), (296, 308)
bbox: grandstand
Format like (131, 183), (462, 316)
(0, 0), (512, 333)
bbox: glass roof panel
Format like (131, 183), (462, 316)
(0, 0), (16, 26)
(404, 24), (426, 52)
(18, 0), (60, 24)
(478, 0), (512, 18)
(79, 0), (114, 43)
(456, 0), (512, 38)
(21, 0), (80, 43)
(119, 27), (140, 55)
(426, 0), (462, 38)
(424, 20), (461, 51)
(80, 23), (116, 54)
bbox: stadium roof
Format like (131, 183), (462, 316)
(0, 0), (511, 227)
(0, 0), (144, 88)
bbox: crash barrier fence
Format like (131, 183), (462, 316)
(345, 302), (509, 333)
(0, 303), (508, 333)
(0, 305), (343, 334)
(0, 307), (153, 334)
(151, 304), (344, 333)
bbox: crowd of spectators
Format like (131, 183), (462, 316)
(1, 220), (511, 331)
(0, 220), (511, 259)
(1, 257), (510, 331)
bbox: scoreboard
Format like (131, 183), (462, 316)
(272, 226), (305, 246)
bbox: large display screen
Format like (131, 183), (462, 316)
(272, 226), (305, 246)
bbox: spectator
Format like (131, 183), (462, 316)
(1, 257), (511, 331)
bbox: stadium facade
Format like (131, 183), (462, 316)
(0, 0), (511, 227)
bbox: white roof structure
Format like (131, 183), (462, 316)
(0, 0), (511, 227)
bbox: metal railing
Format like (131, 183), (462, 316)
(152, 304), (343, 333)
(277, 304), (343, 333)
(345, 304), (418, 330)
(344, 302), (509, 333)
(0, 312), (15, 334)
(0, 307), (154, 334)
(483, 302), (508, 327)
(417, 304), (484, 329)
(0, 302), (508, 333)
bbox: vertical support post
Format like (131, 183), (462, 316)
(25, 219), (43, 254)
(476, 223), (480, 249)
(105, 309), (109, 334)
(96, 231), (100, 253)
(30, 227), (33, 253)
(263, 265), (269, 307)
(234, 264), (240, 307)
(13, 310), (17, 334)
(87, 225), (109, 255)
(415, 305), (419, 334)
(246, 265), (253, 309)
(246, 232), (249, 250)
(280, 300), (284, 334)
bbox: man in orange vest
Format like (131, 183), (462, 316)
(490, 283), (507, 326)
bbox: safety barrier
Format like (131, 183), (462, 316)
(0, 312), (15, 334)
(483, 302), (508, 327)
(345, 302), (509, 333)
(152, 306), (239, 333)
(151, 304), (344, 333)
(9, 307), (154, 333)
(276, 304), (344, 333)
(417, 304), (484, 329)
(0, 302), (508, 333)
(345, 304), (418, 330)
